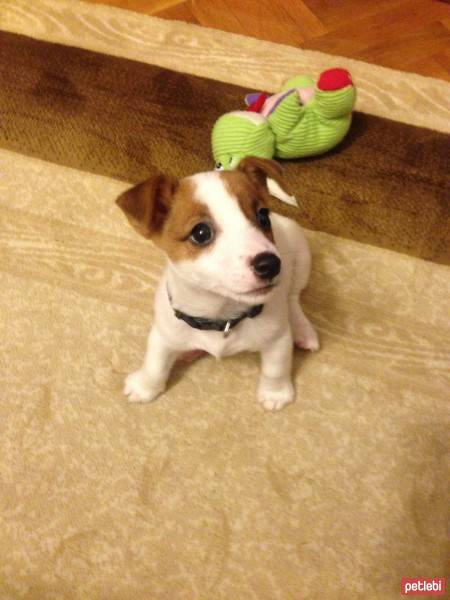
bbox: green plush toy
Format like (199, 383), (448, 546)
(212, 68), (356, 170)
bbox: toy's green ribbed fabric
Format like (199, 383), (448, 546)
(268, 85), (356, 158)
(212, 115), (275, 167)
(281, 75), (315, 91)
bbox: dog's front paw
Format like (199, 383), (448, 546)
(124, 370), (164, 403)
(257, 380), (294, 411)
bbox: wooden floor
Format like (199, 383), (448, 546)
(86, 0), (450, 81)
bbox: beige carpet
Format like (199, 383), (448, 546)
(0, 1), (449, 599)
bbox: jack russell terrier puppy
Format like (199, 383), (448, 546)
(116, 157), (319, 411)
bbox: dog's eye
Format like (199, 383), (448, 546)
(215, 162), (223, 171)
(256, 207), (271, 231)
(189, 222), (214, 246)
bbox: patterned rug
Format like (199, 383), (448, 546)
(0, 1), (449, 598)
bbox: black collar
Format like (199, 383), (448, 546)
(168, 288), (263, 337)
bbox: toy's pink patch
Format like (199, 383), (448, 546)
(297, 87), (315, 105)
(261, 90), (287, 117)
(318, 68), (353, 91)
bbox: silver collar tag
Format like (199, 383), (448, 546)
(223, 321), (232, 338)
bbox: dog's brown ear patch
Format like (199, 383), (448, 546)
(238, 156), (293, 197)
(116, 174), (178, 239)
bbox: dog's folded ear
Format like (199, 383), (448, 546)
(238, 156), (283, 186)
(238, 156), (297, 206)
(116, 174), (178, 238)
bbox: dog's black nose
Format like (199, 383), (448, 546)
(251, 252), (281, 280)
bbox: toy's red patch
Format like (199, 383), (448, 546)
(247, 92), (269, 113)
(318, 68), (353, 91)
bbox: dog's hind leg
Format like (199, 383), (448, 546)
(290, 303), (319, 351)
(286, 223), (319, 352)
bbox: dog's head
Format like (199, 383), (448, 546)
(116, 157), (291, 305)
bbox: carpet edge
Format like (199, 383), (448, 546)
(0, 0), (449, 133)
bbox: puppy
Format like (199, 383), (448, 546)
(116, 157), (318, 411)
